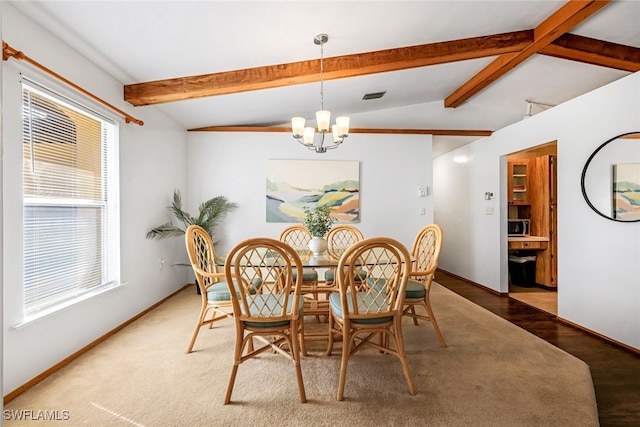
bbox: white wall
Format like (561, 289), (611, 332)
(186, 132), (434, 255)
(434, 71), (640, 350)
(2, 4), (189, 394)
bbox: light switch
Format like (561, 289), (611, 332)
(419, 206), (426, 215)
(485, 207), (494, 215)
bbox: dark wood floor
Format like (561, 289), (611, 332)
(436, 270), (640, 427)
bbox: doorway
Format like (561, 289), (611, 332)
(506, 141), (558, 315)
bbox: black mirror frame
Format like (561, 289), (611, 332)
(580, 131), (640, 223)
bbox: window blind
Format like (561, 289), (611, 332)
(22, 81), (120, 316)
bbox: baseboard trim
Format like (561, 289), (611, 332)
(556, 316), (640, 356)
(437, 268), (507, 296)
(3, 284), (190, 404)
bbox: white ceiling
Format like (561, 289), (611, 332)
(9, 1), (640, 157)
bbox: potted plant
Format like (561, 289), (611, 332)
(146, 189), (237, 242)
(303, 205), (336, 255)
(146, 189), (237, 293)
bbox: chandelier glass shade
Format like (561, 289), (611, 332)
(291, 34), (349, 153)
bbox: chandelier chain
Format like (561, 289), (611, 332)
(320, 40), (324, 111)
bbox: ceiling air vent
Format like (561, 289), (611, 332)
(362, 91), (386, 101)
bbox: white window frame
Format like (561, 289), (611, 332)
(21, 78), (121, 321)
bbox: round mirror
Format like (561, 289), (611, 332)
(581, 131), (640, 222)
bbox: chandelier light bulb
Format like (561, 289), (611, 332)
(335, 116), (350, 137)
(332, 125), (341, 143)
(291, 117), (305, 138)
(302, 127), (315, 145)
(316, 110), (331, 132)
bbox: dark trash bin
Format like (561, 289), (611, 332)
(509, 254), (537, 287)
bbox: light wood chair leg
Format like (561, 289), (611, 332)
(224, 365), (239, 405)
(224, 325), (244, 404)
(291, 320), (307, 403)
(299, 320), (308, 357)
(185, 326), (200, 354)
(325, 312), (335, 356)
(337, 327), (350, 401)
(185, 310), (207, 353)
(424, 300), (447, 348)
(393, 322), (416, 395)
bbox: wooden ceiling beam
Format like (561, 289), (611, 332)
(187, 126), (493, 137)
(124, 31), (533, 106)
(541, 33), (640, 72)
(444, 0), (611, 108)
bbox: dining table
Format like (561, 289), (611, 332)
(217, 248), (409, 349)
(216, 250), (350, 347)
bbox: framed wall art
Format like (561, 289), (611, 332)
(266, 160), (360, 223)
(613, 163), (640, 221)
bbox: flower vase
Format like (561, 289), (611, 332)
(308, 236), (327, 256)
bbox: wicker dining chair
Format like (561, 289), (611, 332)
(279, 224), (328, 326)
(326, 236), (416, 401)
(279, 225), (319, 287)
(223, 237), (307, 404)
(402, 223), (446, 347)
(324, 225), (365, 285)
(184, 225), (240, 354)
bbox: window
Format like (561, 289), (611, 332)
(22, 80), (120, 317)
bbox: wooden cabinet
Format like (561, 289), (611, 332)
(528, 155), (557, 287)
(507, 160), (530, 205)
(508, 240), (548, 250)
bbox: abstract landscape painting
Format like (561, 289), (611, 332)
(613, 163), (640, 221)
(266, 160), (359, 223)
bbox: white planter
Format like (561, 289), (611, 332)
(308, 236), (328, 256)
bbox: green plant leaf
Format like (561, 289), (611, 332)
(145, 223), (185, 240)
(146, 189), (238, 241)
(169, 189), (194, 226)
(303, 205), (336, 237)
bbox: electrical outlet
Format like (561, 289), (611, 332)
(418, 186), (428, 197)
(485, 207), (494, 215)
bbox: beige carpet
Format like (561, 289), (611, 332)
(5, 283), (598, 426)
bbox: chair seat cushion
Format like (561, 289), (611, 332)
(324, 268), (367, 282)
(293, 268), (318, 282)
(405, 279), (426, 299)
(207, 278), (262, 302)
(328, 293), (393, 324)
(243, 294), (305, 328)
(324, 269), (335, 282)
(362, 278), (426, 298)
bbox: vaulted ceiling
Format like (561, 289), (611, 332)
(8, 1), (640, 157)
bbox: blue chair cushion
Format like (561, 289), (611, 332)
(366, 277), (390, 292)
(292, 268), (318, 282)
(324, 269), (335, 282)
(243, 294), (305, 328)
(207, 278), (262, 302)
(405, 279), (426, 299)
(324, 268), (367, 282)
(328, 292), (393, 324)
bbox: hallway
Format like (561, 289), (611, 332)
(509, 283), (557, 315)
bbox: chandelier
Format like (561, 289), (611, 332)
(291, 33), (350, 153)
